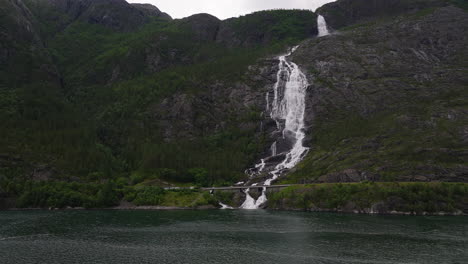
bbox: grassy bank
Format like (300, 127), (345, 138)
(268, 182), (468, 215)
(0, 180), (216, 209)
(124, 187), (217, 208)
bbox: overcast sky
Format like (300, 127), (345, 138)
(127, 0), (336, 19)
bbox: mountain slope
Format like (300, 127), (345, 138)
(317, 0), (452, 29)
(288, 5), (468, 183)
(0, 0), (320, 188)
(0, 0), (60, 87)
(0, 0), (467, 209)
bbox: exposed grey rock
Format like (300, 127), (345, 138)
(287, 6), (468, 182)
(29, 0), (164, 31)
(131, 3), (172, 20)
(0, 0), (61, 87)
(317, 169), (381, 183)
(317, 0), (449, 30)
(179, 14), (220, 42)
(31, 165), (56, 181)
(150, 59), (278, 141)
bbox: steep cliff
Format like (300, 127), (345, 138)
(289, 5), (468, 183)
(317, 0), (451, 29)
(24, 0), (165, 32)
(0, 0), (60, 87)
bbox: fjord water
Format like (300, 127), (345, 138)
(0, 210), (466, 264)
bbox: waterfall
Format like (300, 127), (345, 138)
(240, 46), (310, 209)
(219, 202), (234, 209)
(270, 142), (277, 156)
(240, 189), (257, 209)
(317, 15), (330, 37)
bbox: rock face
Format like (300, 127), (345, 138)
(20, 1), (319, 86)
(317, 169), (381, 183)
(288, 5), (468, 182)
(34, 0), (154, 31)
(0, 0), (61, 87)
(178, 14), (221, 42)
(296, 5), (467, 127)
(317, 0), (449, 29)
(151, 4), (467, 183)
(150, 5), (468, 183)
(151, 59), (279, 141)
(131, 3), (172, 20)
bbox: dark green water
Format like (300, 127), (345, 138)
(0, 210), (466, 264)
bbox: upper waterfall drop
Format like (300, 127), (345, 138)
(317, 15), (330, 37)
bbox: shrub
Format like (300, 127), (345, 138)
(133, 187), (166, 206)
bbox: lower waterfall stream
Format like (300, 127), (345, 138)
(241, 46), (310, 209)
(240, 16), (331, 209)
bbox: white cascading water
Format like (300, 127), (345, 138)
(240, 16), (331, 210)
(240, 46), (309, 209)
(317, 15), (330, 37)
(219, 202), (234, 209)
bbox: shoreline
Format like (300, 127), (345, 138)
(2, 182), (466, 216)
(2, 206), (466, 216)
(269, 207), (466, 216)
(3, 205), (217, 211)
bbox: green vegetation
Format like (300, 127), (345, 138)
(6, 181), (120, 209)
(0, 179), (216, 209)
(225, 9), (317, 43)
(1, 1), (315, 190)
(452, 0), (468, 10)
(269, 182), (468, 214)
(124, 186), (217, 207)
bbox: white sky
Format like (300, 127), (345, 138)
(127, 0), (336, 19)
